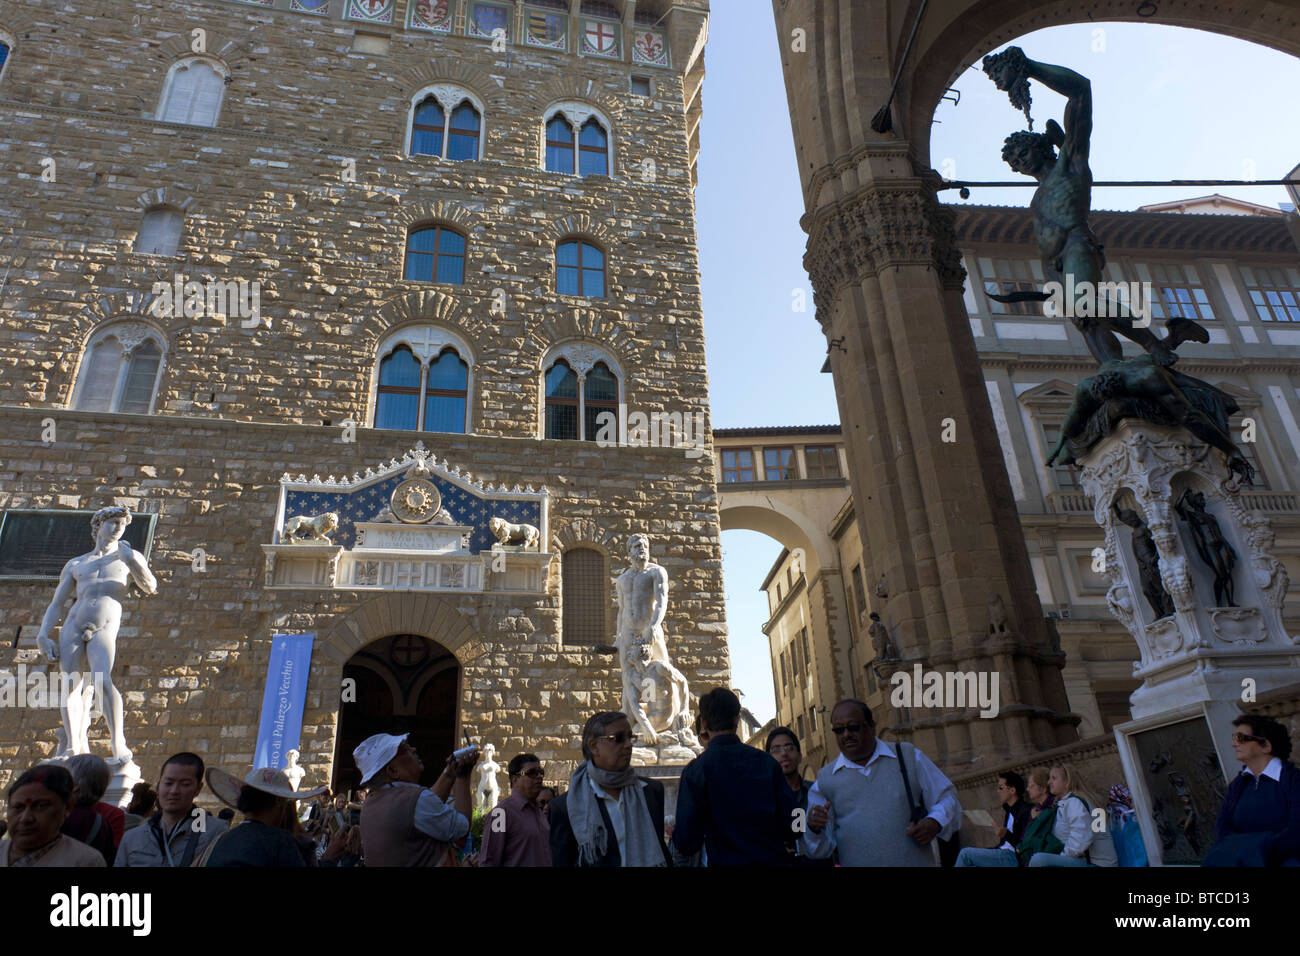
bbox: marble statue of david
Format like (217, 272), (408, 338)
(37, 506), (157, 764)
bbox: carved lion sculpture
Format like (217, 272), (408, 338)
(489, 516), (539, 550)
(283, 511), (339, 544)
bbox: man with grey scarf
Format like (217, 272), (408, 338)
(548, 711), (671, 867)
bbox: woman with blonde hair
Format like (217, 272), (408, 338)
(1026, 764), (1117, 867)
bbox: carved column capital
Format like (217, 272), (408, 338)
(802, 178), (966, 326)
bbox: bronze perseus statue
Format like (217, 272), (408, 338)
(983, 48), (1254, 484)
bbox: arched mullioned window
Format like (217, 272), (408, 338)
(542, 104), (612, 177)
(73, 324), (167, 415)
(157, 57), (226, 127)
(372, 327), (473, 434)
(135, 206), (184, 257)
(542, 344), (621, 442)
(556, 239), (605, 297)
(404, 225), (466, 284)
(407, 87), (483, 161)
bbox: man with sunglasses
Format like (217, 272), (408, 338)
(802, 700), (961, 866)
(549, 711), (671, 867)
(479, 753), (551, 867)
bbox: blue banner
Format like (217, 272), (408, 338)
(254, 634), (315, 771)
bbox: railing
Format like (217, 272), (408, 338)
(1242, 491), (1299, 513)
(1045, 491), (1095, 514)
(1045, 490), (1298, 516)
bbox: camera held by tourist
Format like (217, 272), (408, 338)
(355, 732), (477, 867)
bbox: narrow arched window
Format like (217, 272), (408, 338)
(423, 348), (468, 434)
(75, 329), (165, 415)
(447, 102), (481, 161)
(544, 360), (579, 440)
(562, 547), (606, 646)
(135, 206), (184, 257)
(405, 226), (466, 284)
(158, 58), (225, 127)
(557, 240), (605, 298)
(584, 362), (618, 442)
(376, 346), (422, 431)
(411, 95), (446, 157)
(546, 116), (575, 174)
(578, 119), (609, 176)
(0, 39), (11, 81)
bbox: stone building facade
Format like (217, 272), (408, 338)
(0, 0), (722, 800)
(724, 199), (1300, 776)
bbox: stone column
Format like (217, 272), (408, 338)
(775, 1), (1078, 769)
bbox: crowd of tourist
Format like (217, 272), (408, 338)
(2, 690), (1296, 868)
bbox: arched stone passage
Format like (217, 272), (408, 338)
(777, 0), (1299, 770)
(719, 492), (855, 710)
(318, 593), (487, 790)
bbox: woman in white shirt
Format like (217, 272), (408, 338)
(1026, 764), (1117, 867)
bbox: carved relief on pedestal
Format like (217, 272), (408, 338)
(1209, 607), (1266, 646)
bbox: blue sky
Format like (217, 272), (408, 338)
(696, 6), (1300, 723)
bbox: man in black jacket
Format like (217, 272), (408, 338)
(672, 687), (796, 866)
(549, 711), (670, 867)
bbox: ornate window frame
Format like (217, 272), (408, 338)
(70, 321), (169, 415)
(156, 55), (229, 127)
(538, 340), (623, 441)
(541, 102), (614, 177)
(404, 84), (486, 160)
(370, 324), (476, 434)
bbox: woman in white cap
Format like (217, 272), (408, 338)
(200, 767), (327, 867)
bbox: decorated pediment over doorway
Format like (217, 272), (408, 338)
(262, 442), (551, 594)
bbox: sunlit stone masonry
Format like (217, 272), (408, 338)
(0, 0), (726, 802)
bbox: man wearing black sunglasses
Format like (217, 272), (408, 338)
(548, 711), (671, 867)
(802, 700), (960, 866)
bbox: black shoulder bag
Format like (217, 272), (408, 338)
(896, 741), (962, 866)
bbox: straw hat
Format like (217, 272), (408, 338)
(206, 766), (327, 809)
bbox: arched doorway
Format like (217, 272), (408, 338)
(332, 634), (460, 794)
